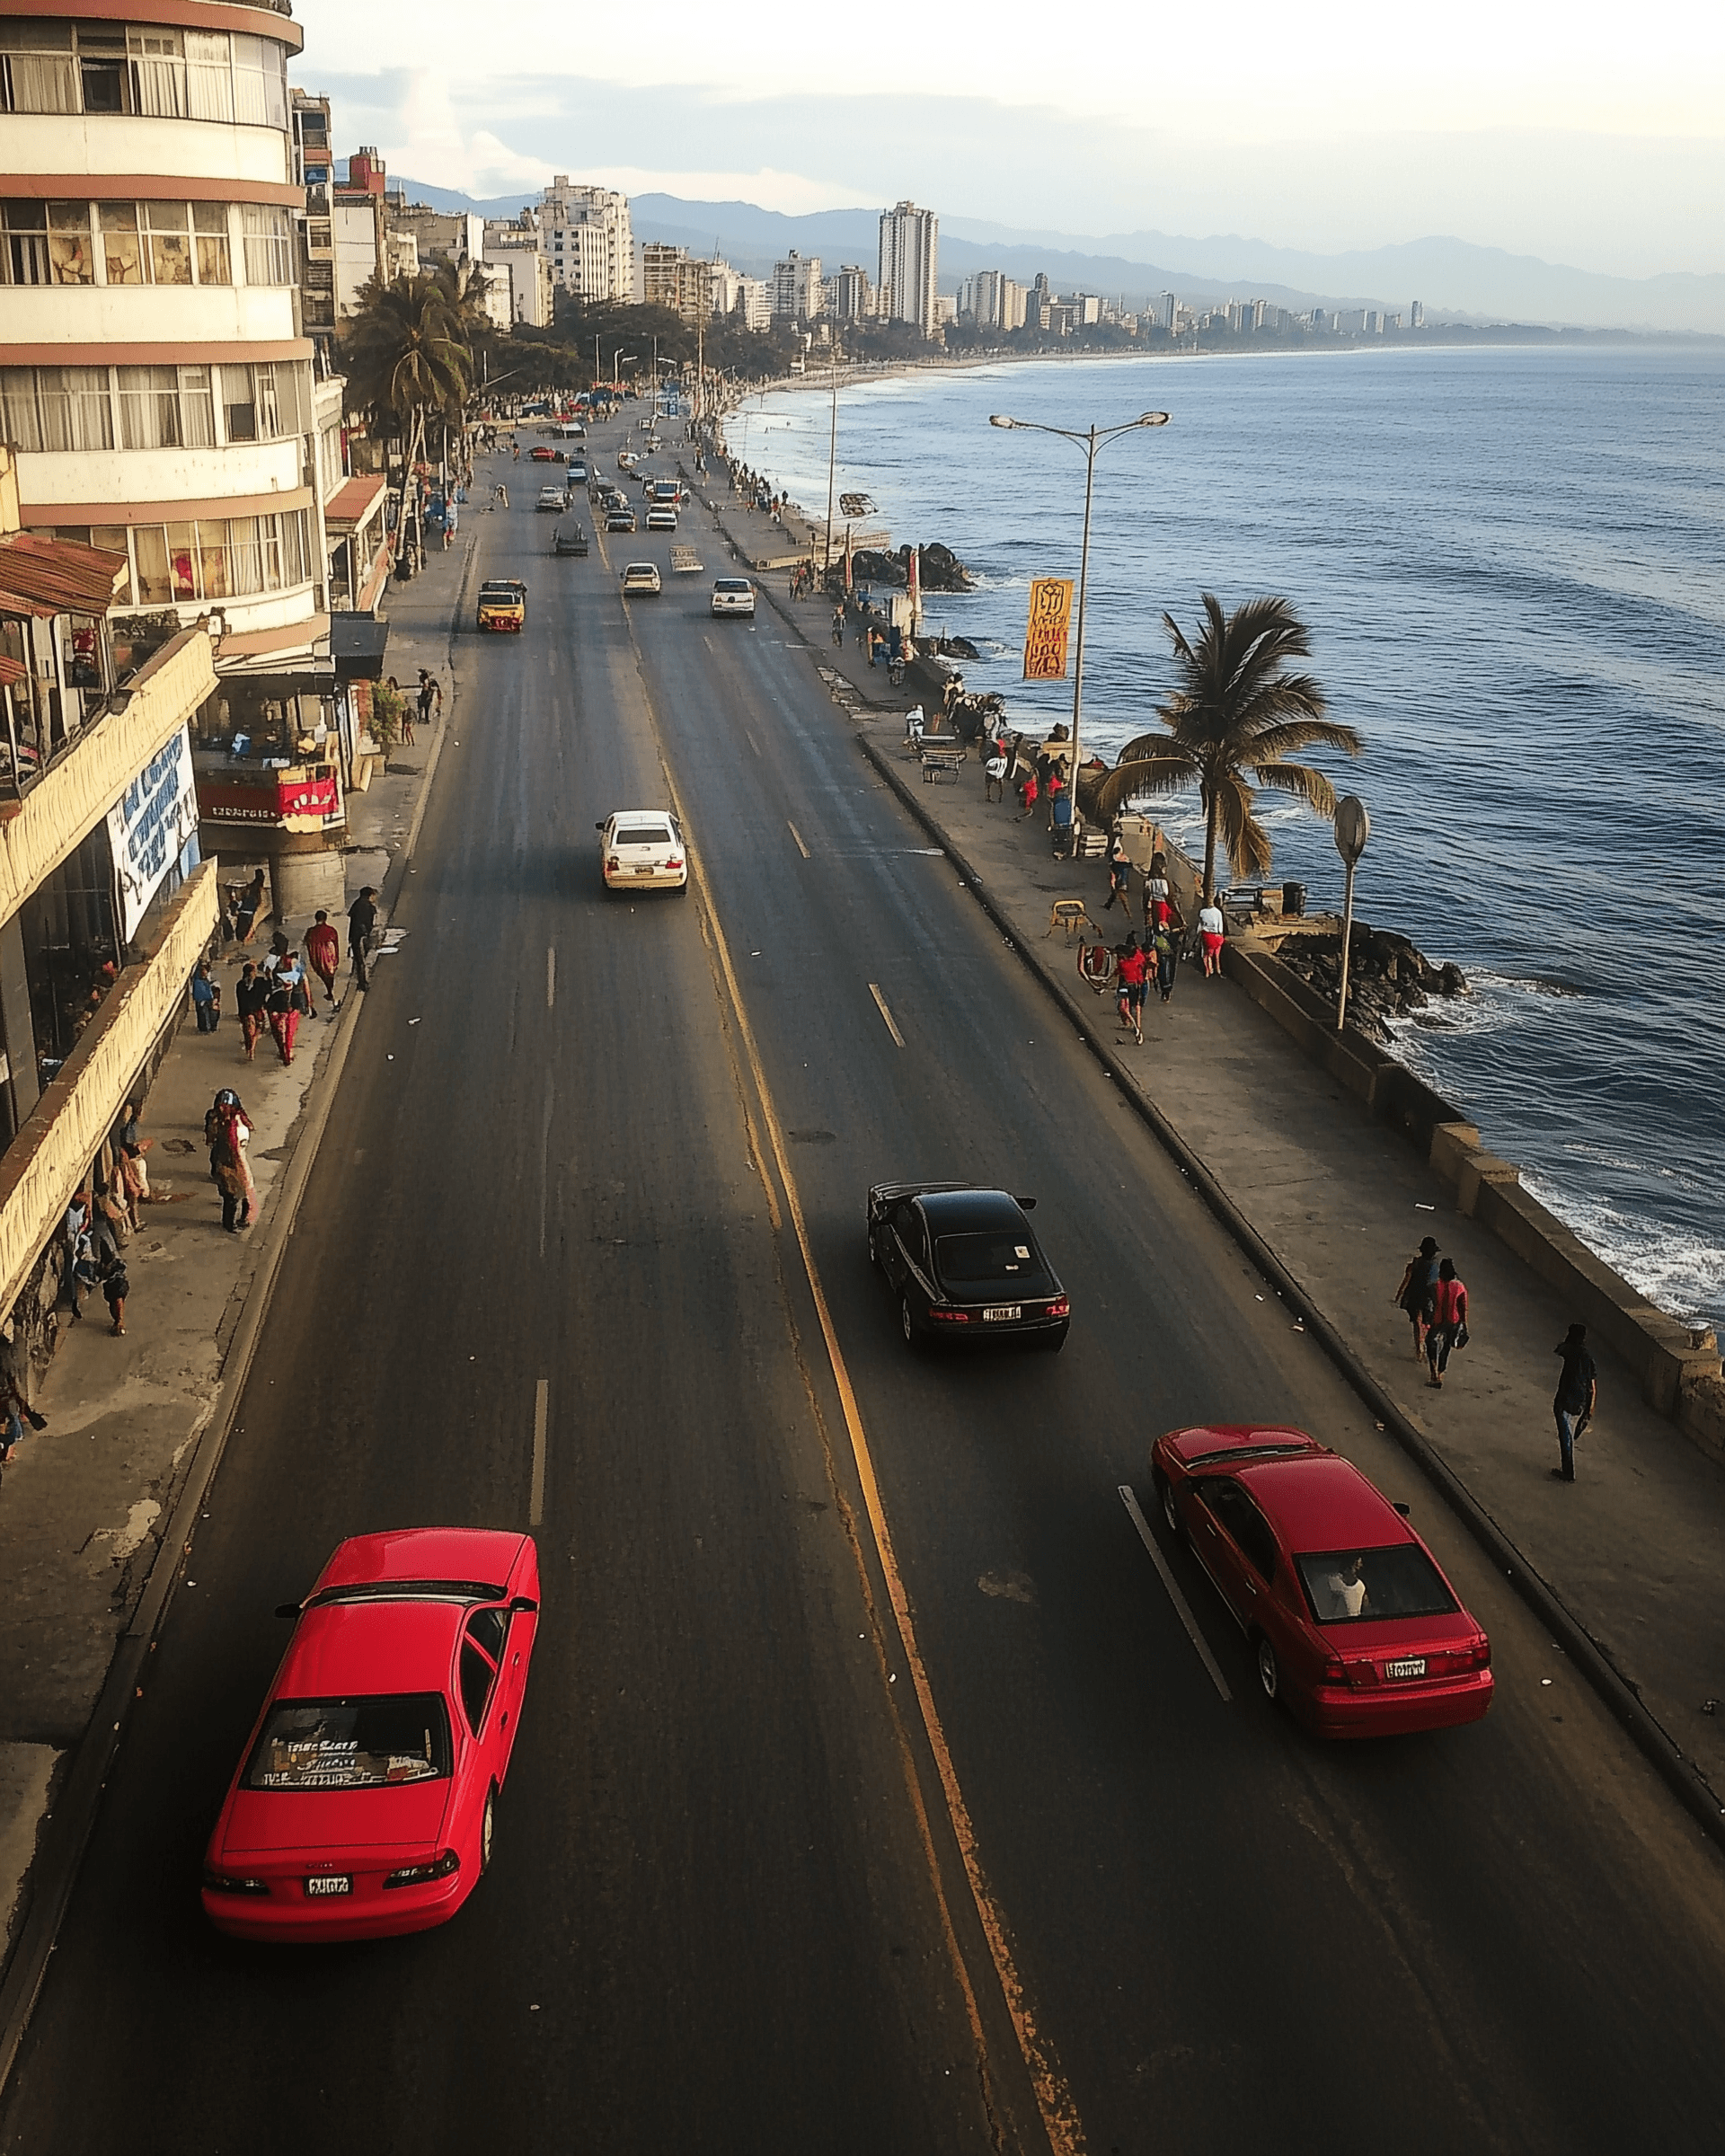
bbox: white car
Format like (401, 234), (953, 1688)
(621, 562), (661, 595)
(711, 578), (756, 619)
(597, 808), (688, 893)
(645, 506), (678, 532)
(535, 484), (568, 512)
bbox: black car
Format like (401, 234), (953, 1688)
(866, 1182), (1069, 1352)
(606, 508), (636, 533)
(552, 519), (588, 556)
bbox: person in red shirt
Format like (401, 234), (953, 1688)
(1114, 934), (1150, 1045)
(1426, 1259), (1469, 1386)
(305, 909), (341, 1014)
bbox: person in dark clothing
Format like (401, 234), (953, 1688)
(1552, 1323), (1597, 1481)
(348, 887), (377, 991)
(233, 867), (267, 947)
(234, 961), (270, 1061)
(1393, 1236), (1441, 1358)
(1426, 1259), (1468, 1386)
(102, 1257), (129, 1336)
(1103, 832), (1133, 914)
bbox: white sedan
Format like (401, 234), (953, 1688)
(710, 578), (756, 618)
(620, 562), (661, 595)
(597, 809), (689, 893)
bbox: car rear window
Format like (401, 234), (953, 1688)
(1296, 1545), (1458, 1624)
(715, 580), (750, 593)
(243, 1693), (453, 1789)
(933, 1232), (1055, 1298)
(615, 824), (671, 848)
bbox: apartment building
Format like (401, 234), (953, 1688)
(733, 274), (770, 331)
(641, 242), (716, 325)
(1, 2), (349, 917)
(878, 201), (939, 340)
(540, 177), (633, 303)
(769, 251), (823, 323)
(482, 216), (553, 329)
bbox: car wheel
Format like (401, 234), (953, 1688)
(1156, 1472), (1182, 1541)
(1255, 1636), (1280, 1705)
(899, 1294), (924, 1353)
(480, 1784), (497, 1873)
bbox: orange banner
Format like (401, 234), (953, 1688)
(1023, 577), (1074, 680)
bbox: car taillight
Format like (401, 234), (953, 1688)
(384, 1850), (461, 1890)
(664, 857), (683, 870)
(1320, 1656), (1349, 1688)
(1044, 1298), (1070, 1318)
(203, 1868), (270, 1895)
(1466, 1639), (1492, 1670)
(606, 857), (621, 871)
(928, 1307), (973, 1323)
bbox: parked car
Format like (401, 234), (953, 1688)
(645, 506), (678, 532)
(710, 578), (756, 618)
(1149, 1424), (1494, 1736)
(535, 484), (567, 513)
(552, 520), (588, 557)
(200, 1529), (541, 1941)
(596, 807), (687, 892)
(620, 562), (661, 595)
(866, 1182), (1069, 1351)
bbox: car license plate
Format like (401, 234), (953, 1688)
(981, 1305), (1022, 1322)
(305, 1874), (352, 1897)
(1384, 1657), (1427, 1681)
(633, 865), (653, 875)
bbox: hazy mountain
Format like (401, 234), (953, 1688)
(394, 181), (1725, 333)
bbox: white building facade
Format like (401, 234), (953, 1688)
(540, 177), (633, 302)
(878, 201), (939, 340)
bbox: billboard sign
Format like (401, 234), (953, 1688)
(1023, 578), (1075, 680)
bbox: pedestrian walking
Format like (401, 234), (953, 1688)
(1015, 768), (1040, 822)
(65, 1189), (102, 1319)
(1425, 1260), (1469, 1386)
(1198, 895), (1226, 977)
(206, 1090), (254, 1232)
(1393, 1236), (1442, 1359)
(102, 1255), (129, 1336)
(831, 606), (845, 648)
(1115, 933), (1149, 1044)
(305, 909), (341, 1012)
(1551, 1323), (1597, 1481)
(1103, 831), (1132, 914)
(235, 960), (269, 1061)
(1150, 923), (1181, 1003)
(349, 886), (377, 992)
(112, 1099), (153, 1225)
(0, 1375), (45, 1468)
(984, 745), (1008, 802)
(1143, 854), (1172, 937)
(191, 957), (221, 1031)
(233, 866), (266, 948)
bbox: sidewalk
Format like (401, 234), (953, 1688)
(0, 526), (474, 1970)
(693, 465), (1725, 1819)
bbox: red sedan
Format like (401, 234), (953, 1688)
(1150, 1426), (1492, 1737)
(201, 1528), (540, 1941)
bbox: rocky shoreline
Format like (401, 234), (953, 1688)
(1271, 923), (1468, 1041)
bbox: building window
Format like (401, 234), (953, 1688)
(77, 25), (129, 114)
(0, 20), (289, 130)
(2, 200), (234, 287)
(132, 511), (311, 605)
(100, 202), (144, 286)
(128, 25), (186, 117)
(240, 203), (293, 286)
(0, 22), (77, 114)
(117, 366), (214, 451)
(219, 361), (310, 445)
(231, 35), (288, 131)
(142, 200), (194, 286)
(0, 367), (115, 453)
(193, 202), (231, 283)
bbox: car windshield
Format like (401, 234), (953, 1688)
(1295, 1545), (1458, 1625)
(243, 1693), (453, 1790)
(615, 825), (671, 848)
(933, 1231), (1055, 1298)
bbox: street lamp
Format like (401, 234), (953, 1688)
(989, 410), (1170, 826)
(1333, 794), (1371, 1032)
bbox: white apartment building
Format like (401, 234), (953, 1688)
(540, 176), (633, 302)
(878, 201), (939, 340)
(733, 274), (771, 331)
(829, 263), (872, 322)
(0, 3), (351, 909)
(770, 251), (822, 322)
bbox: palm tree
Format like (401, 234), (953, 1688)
(343, 272), (473, 561)
(1091, 593), (1363, 900)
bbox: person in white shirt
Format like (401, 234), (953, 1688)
(1198, 898), (1226, 977)
(1324, 1556), (1369, 1619)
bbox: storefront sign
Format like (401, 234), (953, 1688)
(1023, 579), (1075, 681)
(195, 764), (342, 833)
(107, 727), (199, 940)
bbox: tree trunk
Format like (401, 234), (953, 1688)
(1202, 796), (1219, 905)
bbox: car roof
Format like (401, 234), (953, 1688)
(314, 1527), (527, 1595)
(1232, 1454), (1415, 1552)
(919, 1188), (1031, 1233)
(279, 1598), (464, 1699)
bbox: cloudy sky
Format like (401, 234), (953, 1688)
(296, 0), (1725, 277)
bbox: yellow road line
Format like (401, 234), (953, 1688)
(787, 819), (811, 860)
(869, 982), (906, 1047)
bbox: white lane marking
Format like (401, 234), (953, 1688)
(1117, 1485), (1233, 1702)
(703, 634), (716, 652)
(868, 982), (906, 1048)
(745, 728), (761, 757)
(546, 944), (556, 1010)
(530, 1379), (549, 1526)
(787, 820), (810, 860)
(548, 649), (558, 676)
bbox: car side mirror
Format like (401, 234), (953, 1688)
(595, 822), (605, 831)
(510, 1595), (539, 1614)
(1015, 1195), (1038, 1210)
(1392, 1502), (1411, 1516)
(274, 1602), (301, 1619)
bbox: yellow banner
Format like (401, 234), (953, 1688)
(1023, 578), (1074, 680)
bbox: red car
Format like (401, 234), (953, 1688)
(1150, 1426), (1491, 1737)
(528, 444), (557, 462)
(201, 1528), (540, 1941)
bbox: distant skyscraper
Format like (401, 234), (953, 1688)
(1153, 290), (1176, 331)
(1410, 300), (1425, 329)
(878, 201), (940, 340)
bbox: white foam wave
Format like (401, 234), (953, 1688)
(1521, 1171), (1724, 1329)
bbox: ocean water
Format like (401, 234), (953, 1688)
(738, 345), (1725, 1331)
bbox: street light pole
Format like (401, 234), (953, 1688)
(823, 352), (838, 576)
(989, 410), (1170, 827)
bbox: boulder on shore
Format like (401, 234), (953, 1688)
(1272, 923), (1468, 1041)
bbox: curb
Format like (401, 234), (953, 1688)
(852, 725), (1725, 1858)
(0, 552), (473, 2097)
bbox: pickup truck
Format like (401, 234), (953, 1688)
(476, 579), (527, 632)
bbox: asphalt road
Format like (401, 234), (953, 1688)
(5, 420), (1725, 2156)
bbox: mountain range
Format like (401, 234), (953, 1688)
(394, 181), (1725, 335)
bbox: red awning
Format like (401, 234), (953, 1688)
(0, 533), (128, 618)
(324, 475), (386, 528)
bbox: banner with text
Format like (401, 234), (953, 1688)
(1023, 578), (1075, 680)
(107, 726), (199, 941)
